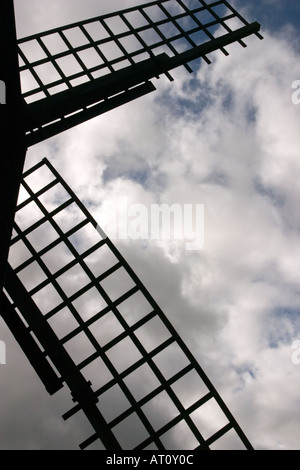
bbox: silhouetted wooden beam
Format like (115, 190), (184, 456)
(0, 0), (27, 296)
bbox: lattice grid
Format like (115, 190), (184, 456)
(18, 0), (262, 104)
(6, 158), (253, 450)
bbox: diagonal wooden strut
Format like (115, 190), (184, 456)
(3, 263), (122, 450)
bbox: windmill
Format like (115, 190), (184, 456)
(0, 0), (262, 450)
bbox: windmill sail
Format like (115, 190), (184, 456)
(18, 0), (262, 146)
(4, 158), (253, 450)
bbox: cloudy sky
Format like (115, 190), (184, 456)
(1, 0), (300, 450)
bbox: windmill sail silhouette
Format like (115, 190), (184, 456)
(0, 0), (262, 450)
